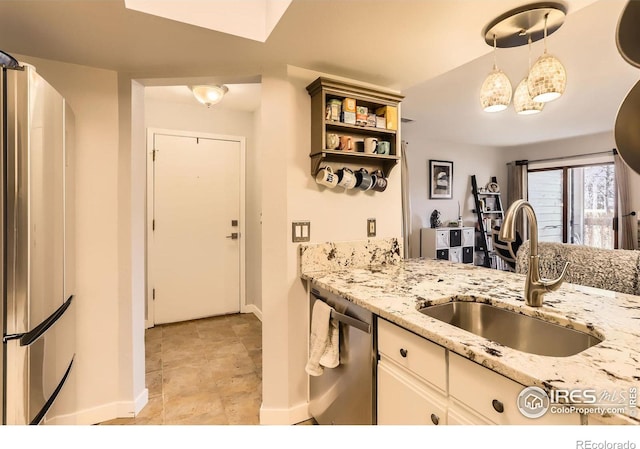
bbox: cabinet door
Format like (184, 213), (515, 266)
(448, 399), (493, 425)
(436, 249), (449, 260)
(435, 230), (449, 249)
(449, 247), (462, 263)
(377, 361), (447, 425)
(462, 247), (474, 264)
(449, 229), (462, 247)
(462, 228), (474, 247)
(449, 353), (581, 425)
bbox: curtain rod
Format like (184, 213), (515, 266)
(520, 149), (616, 165)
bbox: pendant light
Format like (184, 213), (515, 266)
(527, 13), (567, 102)
(514, 35), (545, 115)
(480, 34), (512, 112)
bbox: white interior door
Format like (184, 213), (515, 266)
(151, 132), (242, 324)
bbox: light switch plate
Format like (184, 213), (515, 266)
(292, 221), (311, 242)
(367, 218), (376, 237)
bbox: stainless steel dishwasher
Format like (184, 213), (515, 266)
(308, 287), (376, 425)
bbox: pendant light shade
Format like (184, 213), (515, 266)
(190, 84), (229, 107)
(514, 77), (544, 115)
(480, 34), (512, 113)
(527, 52), (566, 102)
(480, 67), (512, 112)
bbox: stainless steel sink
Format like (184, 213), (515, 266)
(418, 301), (603, 357)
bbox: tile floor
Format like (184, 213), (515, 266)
(101, 312), (263, 425)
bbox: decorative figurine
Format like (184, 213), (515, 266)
(430, 210), (442, 228)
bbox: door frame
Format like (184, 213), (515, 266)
(145, 127), (246, 328)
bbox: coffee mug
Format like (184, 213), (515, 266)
(339, 135), (353, 152)
(376, 141), (391, 155)
(364, 137), (378, 154)
(326, 133), (339, 150)
(371, 170), (388, 192)
(336, 167), (357, 189)
(355, 168), (374, 190)
(315, 166), (338, 188)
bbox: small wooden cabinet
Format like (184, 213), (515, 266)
(306, 77), (404, 178)
(420, 227), (474, 264)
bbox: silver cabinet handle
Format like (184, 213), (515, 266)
(226, 233), (239, 239)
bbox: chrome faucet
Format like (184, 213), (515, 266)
(499, 200), (569, 307)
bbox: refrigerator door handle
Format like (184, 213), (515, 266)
(19, 295), (74, 347)
(29, 356), (75, 425)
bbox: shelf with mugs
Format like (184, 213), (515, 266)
(315, 165), (390, 194)
(307, 76), (403, 179)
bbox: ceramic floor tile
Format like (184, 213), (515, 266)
(102, 312), (262, 426)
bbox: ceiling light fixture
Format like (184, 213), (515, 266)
(480, 34), (512, 112)
(481, 2), (567, 114)
(514, 35), (545, 115)
(190, 84), (229, 107)
(527, 13), (567, 102)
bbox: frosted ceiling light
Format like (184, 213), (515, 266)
(190, 85), (229, 107)
(514, 78), (544, 115)
(480, 35), (512, 113)
(527, 14), (566, 102)
(514, 35), (544, 115)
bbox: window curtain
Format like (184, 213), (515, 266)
(613, 150), (637, 250)
(506, 160), (529, 241)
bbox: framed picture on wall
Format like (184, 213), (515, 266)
(429, 160), (453, 199)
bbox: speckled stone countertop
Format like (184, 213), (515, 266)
(301, 253), (640, 425)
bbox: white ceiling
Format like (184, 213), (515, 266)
(1, 0), (637, 147)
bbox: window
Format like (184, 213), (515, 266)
(528, 163), (616, 249)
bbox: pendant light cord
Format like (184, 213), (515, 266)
(493, 34), (498, 69)
(543, 13), (549, 53)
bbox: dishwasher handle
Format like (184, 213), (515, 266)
(311, 290), (371, 334)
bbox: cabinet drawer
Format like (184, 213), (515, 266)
(449, 229), (462, 247)
(462, 247), (474, 264)
(436, 249), (449, 260)
(377, 361), (447, 425)
(377, 318), (446, 392)
(462, 228), (474, 247)
(449, 353), (580, 425)
(449, 247), (462, 263)
(435, 230), (449, 249)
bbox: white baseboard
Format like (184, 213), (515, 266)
(243, 303), (262, 321)
(259, 401), (310, 425)
(45, 388), (149, 425)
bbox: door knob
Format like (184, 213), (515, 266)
(226, 233), (239, 240)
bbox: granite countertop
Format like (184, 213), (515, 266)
(299, 241), (640, 425)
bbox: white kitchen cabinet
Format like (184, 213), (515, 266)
(376, 318), (584, 425)
(449, 353), (581, 425)
(377, 360), (447, 425)
(420, 227), (474, 264)
(447, 399), (493, 425)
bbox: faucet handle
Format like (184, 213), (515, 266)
(543, 261), (569, 292)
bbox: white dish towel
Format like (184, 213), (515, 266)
(305, 300), (339, 376)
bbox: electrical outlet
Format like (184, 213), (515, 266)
(367, 218), (376, 237)
(292, 221), (311, 242)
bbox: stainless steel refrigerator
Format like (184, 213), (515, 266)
(1, 51), (76, 425)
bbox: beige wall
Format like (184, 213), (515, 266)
(259, 65), (404, 423)
(144, 96), (262, 311)
(400, 127), (508, 259)
(15, 54), (137, 423)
